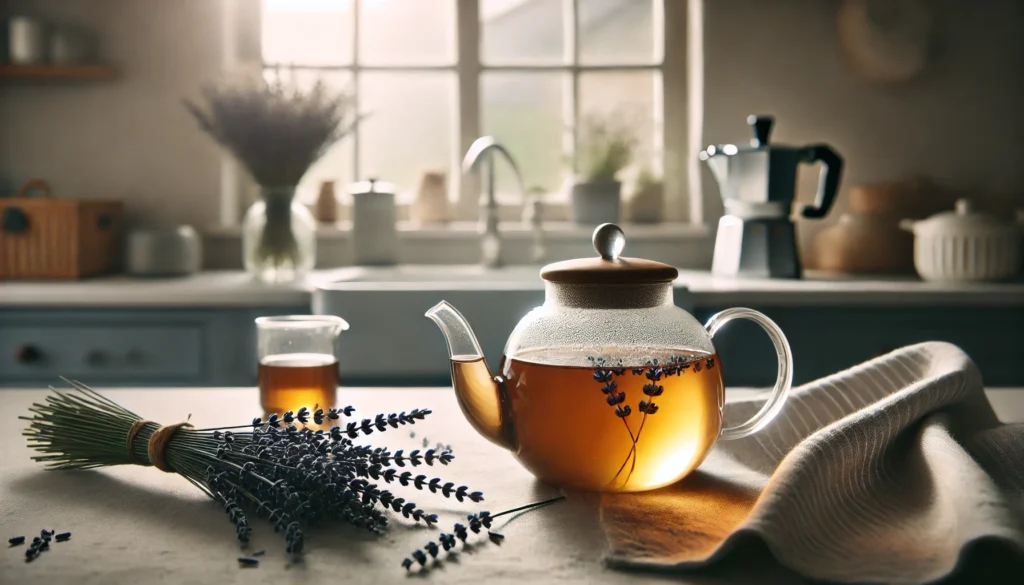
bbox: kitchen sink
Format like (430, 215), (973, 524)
(322, 265), (545, 286)
(314, 265), (691, 385)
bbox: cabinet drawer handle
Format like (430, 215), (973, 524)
(85, 350), (108, 367)
(125, 349), (144, 365)
(15, 344), (43, 364)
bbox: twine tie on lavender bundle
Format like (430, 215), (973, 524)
(125, 420), (193, 472)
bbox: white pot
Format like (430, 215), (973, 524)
(126, 226), (203, 277)
(900, 199), (1022, 282)
(569, 179), (621, 225)
(9, 16), (46, 65)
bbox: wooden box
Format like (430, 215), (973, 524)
(0, 180), (124, 279)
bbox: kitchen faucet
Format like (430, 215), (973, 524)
(462, 137), (543, 268)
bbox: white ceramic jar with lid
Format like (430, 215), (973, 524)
(9, 16), (46, 65)
(348, 178), (398, 265)
(900, 199), (1021, 282)
(125, 226), (203, 277)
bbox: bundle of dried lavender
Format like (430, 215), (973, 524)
(20, 380), (484, 558)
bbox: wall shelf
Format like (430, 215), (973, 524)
(0, 64), (118, 80)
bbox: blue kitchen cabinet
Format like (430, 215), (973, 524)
(0, 306), (309, 387)
(3, 304), (1021, 388)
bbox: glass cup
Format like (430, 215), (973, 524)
(256, 315), (349, 415)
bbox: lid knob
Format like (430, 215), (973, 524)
(593, 223), (625, 260)
(747, 115), (774, 147)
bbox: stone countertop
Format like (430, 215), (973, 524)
(2, 387), (1021, 585)
(0, 271), (327, 308)
(0, 269), (1022, 308)
(676, 270), (1024, 307)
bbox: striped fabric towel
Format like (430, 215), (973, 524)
(600, 342), (1024, 584)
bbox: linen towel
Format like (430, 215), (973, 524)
(600, 342), (1024, 584)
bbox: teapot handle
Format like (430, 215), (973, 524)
(704, 307), (793, 441)
(799, 145), (843, 219)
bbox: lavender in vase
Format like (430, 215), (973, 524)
(185, 69), (364, 282)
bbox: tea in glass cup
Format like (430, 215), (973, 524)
(255, 315), (349, 415)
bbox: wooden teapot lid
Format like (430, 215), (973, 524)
(540, 224), (679, 285)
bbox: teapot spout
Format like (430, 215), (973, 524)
(425, 301), (512, 450)
(426, 301), (486, 362)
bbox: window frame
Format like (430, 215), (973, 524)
(223, 0), (698, 228)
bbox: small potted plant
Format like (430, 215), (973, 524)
(185, 70), (362, 283)
(568, 113), (637, 225)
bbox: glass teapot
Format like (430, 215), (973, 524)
(426, 224), (793, 492)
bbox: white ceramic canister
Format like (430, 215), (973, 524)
(349, 179), (398, 266)
(10, 16), (46, 65)
(125, 226), (203, 277)
(49, 24), (93, 64)
(900, 199), (1022, 282)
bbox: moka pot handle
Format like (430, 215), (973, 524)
(799, 144), (843, 219)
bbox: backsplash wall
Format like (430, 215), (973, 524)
(0, 0), (225, 228)
(701, 0), (1024, 264)
(2, 0), (1021, 264)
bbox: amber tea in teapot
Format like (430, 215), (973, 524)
(454, 349), (723, 491)
(430, 224), (793, 493)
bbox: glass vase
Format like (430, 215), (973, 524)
(243, 187), (316, 283)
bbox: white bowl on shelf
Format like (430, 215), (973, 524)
(900, 199), (1021, 282)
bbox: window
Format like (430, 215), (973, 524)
(259, 0), (681, 222)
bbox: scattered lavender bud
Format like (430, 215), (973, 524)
(238, 557), (259, 567)
(55, 532), (71, 542)
(251, 550), (265, 557)
(8, 536), (25, 545)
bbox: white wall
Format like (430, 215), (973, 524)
(701, 0), (1024, 265)
(2, 0), (1021, 268)
(0, 0), (226, 228)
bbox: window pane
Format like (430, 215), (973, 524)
(578, 71), (660, 174)
(262, 0), (353, 66)
(578, 0), (656, 65)
(359, 0), (455, 65)
(481, 0), (565, 65)
(359, 72), (455, 200)
(262, 69), (356, 204)
(482, 72), (565, 197)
